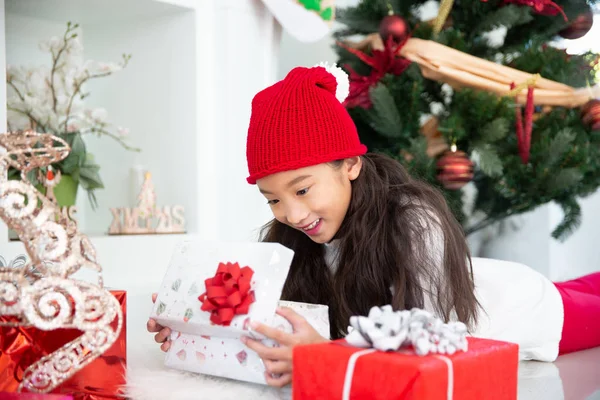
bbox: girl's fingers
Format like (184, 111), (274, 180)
(154, 327), (171, 343)
(265, 372), (292, 388)
(242, 337), (291, 361)
(250, 321), (295, 346)
(263, 359), (292, 375)
(147, 318), (164, 333)
(276, 307), (309, 331)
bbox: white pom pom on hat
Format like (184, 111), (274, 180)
(313, 61), (350, 104)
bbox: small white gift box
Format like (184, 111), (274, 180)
(149, 240), (330, 384)
(165, 300), (330, 384)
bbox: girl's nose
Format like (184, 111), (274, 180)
(285, 203), (310, 226)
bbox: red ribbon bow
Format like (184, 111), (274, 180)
(198, 262), (255, 326)
(482, 0), (568, 21)
(510, 82), (535, 165)
(336, 35), (411, 109)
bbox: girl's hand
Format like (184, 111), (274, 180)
(241, 307), (329, 388)
(147, 293), (172, 352)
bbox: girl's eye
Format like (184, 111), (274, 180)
(267, 199), (279, 205)
(297, 188), (309, 196)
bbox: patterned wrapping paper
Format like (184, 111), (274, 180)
(165, 300), (330, 384)
(149, 240), (330, 384)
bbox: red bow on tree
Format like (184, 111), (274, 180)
(483, 0), (567, 21)
(198, 262), (255, 326)
(337, 35), (411, 108)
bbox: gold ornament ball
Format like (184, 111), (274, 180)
(436, 149), (474, 190)
(582, 99), (600, 131)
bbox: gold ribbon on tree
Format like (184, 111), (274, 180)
(433, 0), (455, 35)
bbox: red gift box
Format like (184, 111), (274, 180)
(293, 337), (518, 400)
(0, 290), (127, 400)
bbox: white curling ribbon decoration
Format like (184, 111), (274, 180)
(342, 306), (469, 400)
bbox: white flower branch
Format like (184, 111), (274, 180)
(79, 125), (140, 152)
(62, 54), (131, 134)
(50, 22), (78, 113)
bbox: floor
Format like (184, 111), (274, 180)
(125, 343), (600, 399)
(519, 346), (600, 400)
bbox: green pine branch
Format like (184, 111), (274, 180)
(481, 118), (510, 142)
(366, 83), (404, 138)
(472, 5), (533, 36)
(475, 145), (504, 177)
(552, 197), (582, 242)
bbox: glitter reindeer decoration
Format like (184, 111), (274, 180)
(0, 130), (123, 393)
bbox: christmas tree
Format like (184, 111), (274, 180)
(334, 0), (600, 240)
(137, 171), (157, 219)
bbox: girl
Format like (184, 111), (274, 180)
(147, 63), (600, 388)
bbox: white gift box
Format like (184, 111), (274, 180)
(165, 300), (330, 384)
(149, 240), (330, 384)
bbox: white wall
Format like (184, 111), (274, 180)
(211, 0), (282, 241)
(549, 194), (600, 281)
(83, 11), (198, 236)
(477, 207), (551, 277)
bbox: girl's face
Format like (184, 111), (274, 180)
(256, 157), (362, 244)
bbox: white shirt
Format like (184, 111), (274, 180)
(323, 238), (564, 362)
(468, 257), (563, 362)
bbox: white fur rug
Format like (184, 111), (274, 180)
(124, 367), (291, 400)
(123, 349), (291, 400)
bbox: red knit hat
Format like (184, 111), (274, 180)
(245, 63), (367, 184)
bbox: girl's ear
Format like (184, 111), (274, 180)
(345, 157), (363, 181)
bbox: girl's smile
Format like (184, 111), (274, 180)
(298, 218), (322, 235)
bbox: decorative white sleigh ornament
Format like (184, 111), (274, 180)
(0, 130), (122, 393)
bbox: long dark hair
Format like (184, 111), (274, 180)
(259, 153), (478, 339)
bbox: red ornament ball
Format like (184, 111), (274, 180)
(558, 6), (594, 40)
(582, 99), (600, 131)
(436, 149), (474, 190)
(379, 15), (410, 43)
